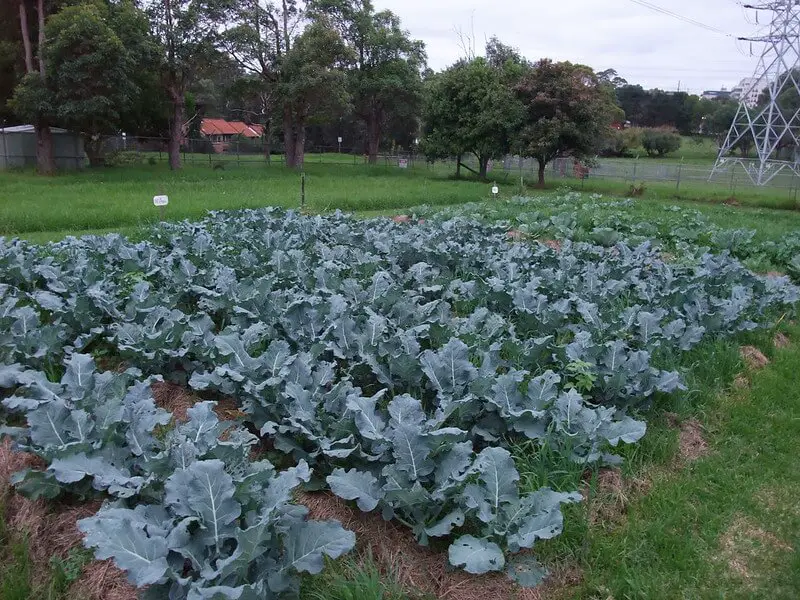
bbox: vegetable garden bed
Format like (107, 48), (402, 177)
(0, 205), (797, 598)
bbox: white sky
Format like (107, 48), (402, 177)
(374, 0), (767, 94)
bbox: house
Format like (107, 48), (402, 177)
(200, 118), (264, 152)
(0, 125), (85, 170)
(701, 88), (732, 101)
(730, 77), (766, 108)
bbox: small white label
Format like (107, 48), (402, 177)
(337, 137), (343, 143)
(398, 158), (409, 169)
(153, 195), (169, 207)
(491, 186), (499, 195)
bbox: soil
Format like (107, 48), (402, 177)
(0, 439), (136, 600)
(773, 333), (791, 349)
(739, 346), (769, 370)
(299, 490), (577, 600)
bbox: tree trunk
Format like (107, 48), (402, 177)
(537, 159), (546, 188)
(36, 0), (45, 77)
(84, 136), (106, 167)
(168, 92), (184, 171)
(366, 109), (381, 165)
(283, 106), (296, 168)
(478, 156), (489, 180)
(36, 121), (55, 175)
(263, 117), (272, 164)
(19, 1), (34, 73)
(294, 122), (306, 168)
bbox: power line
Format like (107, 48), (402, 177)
(625, 0), (736, 37)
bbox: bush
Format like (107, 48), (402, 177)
(641, 129), (681, 158)
(600, 128), (642, 157)
(105, 150), (146, 166)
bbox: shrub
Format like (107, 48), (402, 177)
(600, 128), (643, 157)
(641, 129), (681, 157)
(105, 150), (146, 166)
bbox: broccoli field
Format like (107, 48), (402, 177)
(0, 195), (798, 599)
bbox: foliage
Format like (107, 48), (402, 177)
(641, 128), (682, 158)
(515, 60), (621, 185)
(422, 55), (524, 179)
(0, 199), (797, 592)
(600, 127), (643, 158)
(615, 85), (699, 135)
(309, 0), (426, 162)
(43, 3), (138, 165)
(1, 357), (355, 597)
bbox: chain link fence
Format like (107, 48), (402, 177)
(3, 133), (799, 203)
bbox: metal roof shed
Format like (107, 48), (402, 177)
(0, 125), (85, 170)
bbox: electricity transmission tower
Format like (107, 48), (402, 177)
(711, 1), (800, 185)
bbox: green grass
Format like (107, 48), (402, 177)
(301, 553), (422, 600)
(512, 325), (800, 599)
(0, 162), (495, 236)
(3, 155), (800, 242)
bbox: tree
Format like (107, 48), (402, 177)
(11, 0), (55, 174)
(309, 0), (425, 164)
(598, 68), (628, 89)
(222, 0), (301, 163)
(42, 2), (143, 165)
(515, 60), (620, 186)
(279, 18), (351, 167)
(146, 0), (230, 170)
(422, 55), (524, 179)
(641, 128), (681, 157)
(0, 0), (23, 126)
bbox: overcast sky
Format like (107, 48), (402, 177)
(374, 0), (767, 94)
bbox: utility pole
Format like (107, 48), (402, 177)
(711, 1), (800, 185)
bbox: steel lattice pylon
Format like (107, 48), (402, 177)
(711, 1), (800, 185)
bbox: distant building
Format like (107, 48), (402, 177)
(730, 77), (766, 108)
(701, 87), (732, 101)
(0, 125), (85, 170)
(200, 118), (264, 153)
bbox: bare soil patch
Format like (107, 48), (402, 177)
(152, 381), (244, 423)
(0, 438), (136, 600)
(739, 346), (769, 370)
(539, 239), (562, 252)
(718, 515), (793, 584)
(300, 490), (577, 600)
(773, 332), (791, 349)
(584, 468), (651, 528)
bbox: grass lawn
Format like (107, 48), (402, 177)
(2, 154), (800, 241)
(557, 326), (800, 599)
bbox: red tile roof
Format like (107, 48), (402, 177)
(201, 118), (264, 138)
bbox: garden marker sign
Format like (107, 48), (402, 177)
(398, 158), (409, 169)
(153, 195), (168, 220)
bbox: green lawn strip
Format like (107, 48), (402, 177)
(10, 189), (800, 247)
(1, 159), (798, 237)
(529, 326), (800, 599)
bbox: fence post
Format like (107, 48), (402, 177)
(236, 139), (240, 167)
(676, 159), (683, 191)
(730, 165), (735, 191)
(300, 171), (306, 209)
(632, 158), (638, 182)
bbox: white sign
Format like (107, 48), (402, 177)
(337, 137), (343, 144)
(491, 185), (499, 196)
(398, 158), (409, 169)
(153, 195), (169, 207)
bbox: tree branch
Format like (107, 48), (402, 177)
(18, 0), (34, 74)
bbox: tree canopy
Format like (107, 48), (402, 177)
(422, 55), (524, 179)
(515, 59), (621, 185)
